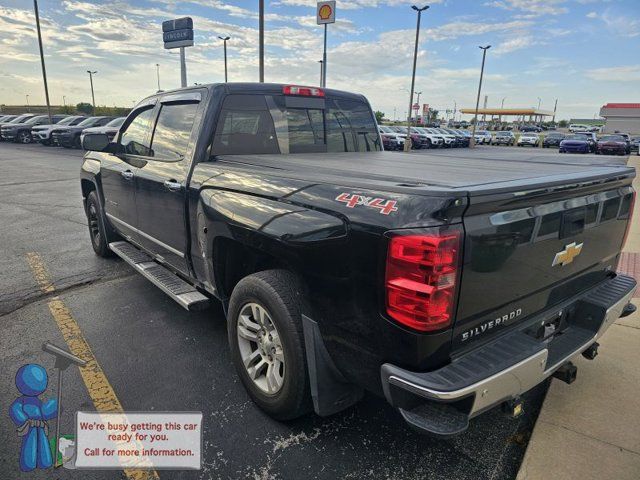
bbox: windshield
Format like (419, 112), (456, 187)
(77, 117), (101, 127)
(106, 117), (126, 128)
(212, 94), (381, 155)
(522, 133), (538, 137)
(547, 133), (564, 138)
(23, 116), (46, 125)
(599, 135), (625, 142)
(9, 115), (33, 124)
(565, 135), (588, 140)
(476, 131), (489, 135)
(496, 132), (510, 136)
(56, 116), (80, 126)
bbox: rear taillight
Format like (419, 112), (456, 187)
(385, 227), (462, 332)
(283, 85), (325, 97)
(622, 191), (636, 249)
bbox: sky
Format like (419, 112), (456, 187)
(0, 0), (639, 120)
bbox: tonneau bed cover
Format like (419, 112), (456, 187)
(217, 151), (634, 196)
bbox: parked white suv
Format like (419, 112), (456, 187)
(569, 124), (589, 133)
(517, 132), (540, 147)
(474, 130), (492, 144)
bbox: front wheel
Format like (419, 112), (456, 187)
(228, 270), (311, 421)
(17, 131), (32, 144)
(85, 191), (114, 257)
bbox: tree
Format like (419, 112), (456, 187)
(76, 102), (93, 114)
(60, 105), (75, 114)
(558, 120), (568, 128)
(374, 110), (385, 123)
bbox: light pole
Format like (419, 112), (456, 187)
(404, 5), (429, 152)
(537, 97), (542, 110)
(470, 45), (490, 148)
(26, 94), (30, 112)
(501, 97), (506, 108)
(218, 36), (230, 82)
(63, 95), (66, 107)
(87, 70), (97, 113)
(34, 0), (52, 124)
(156, 63), (161, 90)
(259, 0), (264, 82)
(318, 60), (323, 86)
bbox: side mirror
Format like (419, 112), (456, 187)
(82, 133), (111, 152)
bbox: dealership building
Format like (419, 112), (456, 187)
(599, 103), (640, 134)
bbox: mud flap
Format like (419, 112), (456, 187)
(302, 315), (364, 416)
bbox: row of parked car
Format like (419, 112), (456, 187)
(468, 130), (639, 155)
(378, 125), (476, 150)
(0, 113), (125, 148)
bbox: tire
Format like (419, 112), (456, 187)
(85, 190), (114, 257)
(74, 135), (82, 149)
(228, 270), (311, 421)
(17, 131), (32, 144)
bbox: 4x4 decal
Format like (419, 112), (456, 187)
(335, 193), (398, 215)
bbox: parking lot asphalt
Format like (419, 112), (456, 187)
(0, 142), (600, 480)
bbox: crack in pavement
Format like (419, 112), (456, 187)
(0, 176), (77, 187)
(0, 271), (136, 317)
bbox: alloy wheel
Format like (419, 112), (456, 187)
(236, 302), (285, 394)
(88, 203), (101, 246)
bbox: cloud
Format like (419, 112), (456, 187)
(586, 11), (598, 18)
(424, 20), (532, 41)
(493, 35), (536, 54)
(599, 9), (640, 38)
(585, 65), (640, 82)
(484, 0), (568, 16)
(273, 0), (443, 10)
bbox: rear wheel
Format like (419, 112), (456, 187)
(228, 270), (311, 420)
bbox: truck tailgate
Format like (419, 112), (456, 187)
(453, 174), (635, 352)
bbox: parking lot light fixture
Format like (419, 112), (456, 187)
(87, 70), (97, 113)
(470, 45), (490, 148)
(404, 5), (430, 152)
(218, 36), (230, 82)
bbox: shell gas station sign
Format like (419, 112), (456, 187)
(317, 1), (336, 24)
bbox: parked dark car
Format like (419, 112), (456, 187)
(492, 131), (516, 145)
(596, 135), (629, 155)
(79, 82), (637, 437)
(33, 115), (86, 145)
(53, 116), (115, 148)
(559, 134), (592, 154)
(631, 136), (640, 153)
(81, 117), (126, 145)
(520, 125), (542, 133)
(0, 114), (36, 141)
(388, 126), (425, 149)
(543, 132), (565, 148)
(575, 132), (597, 152)
(0, 114), (67, 143)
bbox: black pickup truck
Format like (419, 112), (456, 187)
(80, 83), (636, 436)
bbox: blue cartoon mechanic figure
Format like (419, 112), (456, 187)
(9, 364), (57, 471)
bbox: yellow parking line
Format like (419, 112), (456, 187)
(26, 252), (159, 480)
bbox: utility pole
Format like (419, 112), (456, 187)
(259, 0), (264, 82)
(404, 5), (429, 152)
(86, 70), (97, 113)
(34, 0), (52, 124)
(470, 45), (490, 148)
(218, 36), (230, 82)
(552, 98), (558, 124)
(156, 63), (161, 90)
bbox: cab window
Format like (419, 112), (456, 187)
(120, 107), (155, 156)
(149, 102), (199, 161)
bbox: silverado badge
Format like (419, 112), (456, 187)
(552, 242), (583, 267)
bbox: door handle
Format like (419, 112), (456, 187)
(163, 180), (182, 192)
(121, 170), (134, 180)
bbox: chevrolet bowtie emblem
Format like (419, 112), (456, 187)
(552, 242), (583, 267)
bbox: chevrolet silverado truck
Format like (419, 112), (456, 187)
(80, 83), (637, 436)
